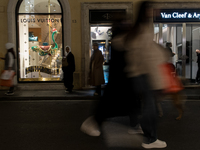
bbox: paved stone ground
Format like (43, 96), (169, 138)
(0, 100), (199, 150)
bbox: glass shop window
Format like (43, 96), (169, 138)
(17, 0), (63, 81)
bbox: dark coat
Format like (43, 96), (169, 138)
(197, 53), (200, 63)
(62, 52), (75, 73)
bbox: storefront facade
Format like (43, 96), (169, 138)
(1, 1), (200, 89)
(151, 2), (200, 82)
(4, 0), (71, 89)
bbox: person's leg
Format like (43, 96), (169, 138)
(196, 63), (200, 83)
(128, 96), (143, 134)
(132, 75), (167, 148)
(128, 78), (141, 128)
(81, 83), (112, 136)
(67, 72), (74, 92)
(95, 85), (101, 95)
(5, 86), (14, 95)
(5, 76), (15, 95)
(154, 90), (164, 117)
(9, 86), (14, 92)
(63, 71), (68, 89)
(171, 92), (184, 120)
(130, 75), (157, 143)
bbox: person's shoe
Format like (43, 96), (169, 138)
(80, 116), (101, 136)
(142, 139), (167, 149)
(128, 125), (143, 134)
(5, 91), (14, 96)
(68, 90), (73, 93)
(94, 92), (99, 96)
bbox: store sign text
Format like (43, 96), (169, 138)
(161, 12), (200, 19)
(20, 18), (61, 23)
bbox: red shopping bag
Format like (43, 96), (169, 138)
(0, 70), (15, 87)
(160, 63), (184, 93)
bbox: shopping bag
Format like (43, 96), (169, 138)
(0, 70), (15, 87)
(160, 63), (184, 93)
(60, 70), (64, 81)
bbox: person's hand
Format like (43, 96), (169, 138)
(196, 49), (200, 53)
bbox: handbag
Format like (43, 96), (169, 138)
(160, 63), (184, 93)
(62, 58), (68, 67)
(0, 70), (15, 87)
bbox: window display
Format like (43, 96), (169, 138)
(17, 0), (63, 81)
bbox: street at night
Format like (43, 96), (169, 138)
(0, 99), (200, 150)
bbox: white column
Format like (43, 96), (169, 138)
(182, 23), (187, 77)
(19, 15), (29, 78)
(159, 23), (163, 45)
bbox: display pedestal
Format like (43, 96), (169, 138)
(29, 41), (39, 66)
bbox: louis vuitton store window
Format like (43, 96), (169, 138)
(16, 0), (63, 82)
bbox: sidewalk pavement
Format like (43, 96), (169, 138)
(0, 84), (200, 101)
(0, 89), (99, 100)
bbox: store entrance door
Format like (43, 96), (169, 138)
(90, 25), (112, 84)
(154, 23), (200, 82)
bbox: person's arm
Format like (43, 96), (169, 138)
(196, 49), (200, 53)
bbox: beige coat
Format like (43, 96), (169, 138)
(124, 24), (169, 90)
(89, 50), (105, 86)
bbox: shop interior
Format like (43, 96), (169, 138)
(154, 23), (200, 81)
(90, 26), (112, 83)
(17, 0), (62, 81)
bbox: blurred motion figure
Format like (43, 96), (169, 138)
(0, 43), (16, 95)
(81, 1), (167, 149)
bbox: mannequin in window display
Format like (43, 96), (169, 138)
(62, 46), (75, 93)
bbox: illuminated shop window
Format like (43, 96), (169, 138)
(90, 26), (112, 84)
(17, 0), (63, 81)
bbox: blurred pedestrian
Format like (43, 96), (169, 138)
(195, 49), (200, 84)
(81, 1), (167, 149)
(89, 43), (105, 96)
(80, 17), (131, 137)
(62, 46), (75, 93)
(0, 43), (16, 95)
(166, 42), (175, 57)
(122, 1), (167, 148)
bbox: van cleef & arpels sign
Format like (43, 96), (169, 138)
(154, 9), (200, 22)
